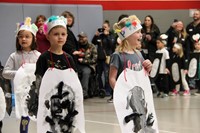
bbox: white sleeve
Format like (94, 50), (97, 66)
(2, 54), (17, 80)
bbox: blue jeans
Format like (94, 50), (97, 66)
(97, 60), (112, 95)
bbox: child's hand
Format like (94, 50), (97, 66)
(165, 68), (170, 74)
(142, 59), (152, 73)
(184, 70), (188, 74)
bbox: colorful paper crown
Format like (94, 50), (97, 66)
(44, 16), (67, 34)
(157, 34), (168, 45)
(114, 18), (142, 41)
(192, 33), (200, 43)
(16, 17), (38, 36)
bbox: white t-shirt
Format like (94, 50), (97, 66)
(156, 47), (170, 74)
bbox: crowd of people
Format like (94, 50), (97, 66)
(0, 9), (200, 133)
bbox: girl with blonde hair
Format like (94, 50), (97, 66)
(110, 15), (158, 133)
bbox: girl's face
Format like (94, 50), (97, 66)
(194, 42), (200, 51)
(172, 46), (178, 53)
(156, 40), (164, 49)
(175, 21), (183, 32)
(17, 30), (33, 51)
(47, 26), (67, 48)
(144, 17), (152, 27)
(103, 23), (110, 32)
(67, 16), (73, 26)
(36, 17), (45, 28)
(127, 30), (142, 49)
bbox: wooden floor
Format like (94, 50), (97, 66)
(2, 94), (200, 133)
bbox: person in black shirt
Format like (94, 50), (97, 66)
(35, 16), (76, 94)
(92, 20), (116, 101)
(186, 9), (200, 53)
(61, 11), (79, 66)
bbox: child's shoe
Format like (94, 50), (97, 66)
(161, 93), (168, 98)
(183, 90), (190, 96)
(169, 89), (178, 96)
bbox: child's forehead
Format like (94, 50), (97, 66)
(49, 26), (66, 33)
(18, 30), (32, 35)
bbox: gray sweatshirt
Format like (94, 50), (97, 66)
(2, 50), (41, 80)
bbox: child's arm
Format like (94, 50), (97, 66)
(2, 55), (16, 80)
(109, 65), (118, 89)
(142, 59), (152, 73)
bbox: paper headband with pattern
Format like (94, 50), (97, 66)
(115, 20), (142, 41)
(16, 17), (38, 36)
(43, 16), (67, 34)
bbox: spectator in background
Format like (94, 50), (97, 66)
(35, 15), (50, 53)
(166, 20), (188, 59)
(141, 15), (160, 62)
(186, 9), (200, 53)
(73, 32), (97, 99)
(92, 20), (116, 102)
(61, 11), (79, 66)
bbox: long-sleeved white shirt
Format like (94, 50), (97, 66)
(2, 50), (41, 79)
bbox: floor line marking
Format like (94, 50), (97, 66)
(159, 130), (177, 133)
(85, 120), (119, 126)
(86, 120), (177, 133)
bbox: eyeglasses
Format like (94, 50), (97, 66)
(17, 35), (32, 40)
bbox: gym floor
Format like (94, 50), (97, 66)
(2, 94), (200, 133)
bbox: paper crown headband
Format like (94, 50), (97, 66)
(192, 33), (200, 43)
(157, 34), (168, 45)
(16, 17), (38, 36)
(114, 16), (142, 41)
(44, 16), (67, 34)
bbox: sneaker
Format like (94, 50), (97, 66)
(183, 90), (190, 96)
(157, 92), (161, 97)
(107, 98), (113, 103)
(169, 89), (178, 96)
(161, 93), (168, 98)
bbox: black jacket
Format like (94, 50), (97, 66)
(92, 32), (116, 60)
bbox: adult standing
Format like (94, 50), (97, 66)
(166, 20), (188, 58)
(61, 11), (79, 66)
(35, 15), (50, 54)
(186, 9), (200, 53)
(92, 20), (116, 102)
(141, 15), (160, 62)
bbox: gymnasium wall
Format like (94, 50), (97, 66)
(0, 3), (103, 65)
(0, 0), (200, 65)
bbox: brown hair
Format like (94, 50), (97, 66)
(16, 31), (37, 51)
(61, 11), (75, 27)
(35, 15), (47, 24)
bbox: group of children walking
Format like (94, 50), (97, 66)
(151, 33), (200, 98)
(0, 13), (200, 133)
(0, 15), (85, 133)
